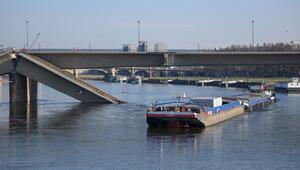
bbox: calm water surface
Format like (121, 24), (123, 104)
(0, 80), (300, 169)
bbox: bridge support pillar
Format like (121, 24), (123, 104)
(111, 68), (116, 76)
(9, 72), (37, 103)
(149, 67), (152, 77)
(165, 68), (168, 77)
(72, 69), (79, 78)
(131, 67), (135, 76)
(27, 78), (37, 103)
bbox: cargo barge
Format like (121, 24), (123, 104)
(146, 92), (275, 128)
(223, 91), (276, 112)
(146, 96), (244, 128)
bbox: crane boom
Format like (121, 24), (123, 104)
(29, 33), (41, 49)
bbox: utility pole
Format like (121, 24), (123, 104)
(89, 42), (91, 51)
(25, 20), (29, 50)
(252, 20), (254, 47)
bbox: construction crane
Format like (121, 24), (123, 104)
(29, 33), (41, 50)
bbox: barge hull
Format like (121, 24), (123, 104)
(196, 106), (245, 127)
(147, 106), (245, 128)
(275, 87), (300, 93)
(246, 98), (275, 111)
(147, 117), (204, 128)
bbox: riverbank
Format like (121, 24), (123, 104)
(143, 77), (291, 84)
(79, 74), (291, 88)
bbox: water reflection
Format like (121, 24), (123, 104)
(6, 102), (105, 169)
(287, 93), (300, 97)
(147, 128), (205, 159)
(9, 102), (38, 134)
(146, 125), (227, 159)
(147, 128), (204, 137)
(0, 82), (4, 100)
(41, 103), (102, 130)
(8, 102), (104, 134)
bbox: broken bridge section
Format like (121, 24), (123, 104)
(0, 52), (15, 76)
(16, 53), (123, 104)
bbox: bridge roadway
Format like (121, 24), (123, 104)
(0, 52), (14, 75)
(27, 51), (300, 69)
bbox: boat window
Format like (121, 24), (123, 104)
(190, 107), (199, 113)
(155, 107), (162, 111)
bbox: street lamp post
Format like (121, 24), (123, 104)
(25, 20), (29, 50)
(251, 20), (254, 47)
(137, 20), (140, 45)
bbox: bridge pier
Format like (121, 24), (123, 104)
(131, 67), (135, 76)
(149, 67), (152, 78)
(111, 68), (116, 76)
(9, 72), (37, 103)
(72, 69), (79, 78)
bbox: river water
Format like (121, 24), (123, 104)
(0, 80), (300, 169)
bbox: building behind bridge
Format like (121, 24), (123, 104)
(123, 42), (167, 52)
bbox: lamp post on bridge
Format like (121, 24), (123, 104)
(251, 20), (254, 46)
(138, 20), (141, 46)
(25, 20), (29, 50)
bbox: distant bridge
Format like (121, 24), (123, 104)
(27, 51), (300, 68)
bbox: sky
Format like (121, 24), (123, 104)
(0, 0), (299, 49)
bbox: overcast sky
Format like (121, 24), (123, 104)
(1, 0), (299, 49)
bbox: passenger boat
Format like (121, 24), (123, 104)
(275, 77), (300, 93)
(146, 96), (244, 128)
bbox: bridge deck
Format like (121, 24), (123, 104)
(0, 52), (15, 75)
(17, 53), (123, 103)
(27, 51), (300, 68)
(28, 51), (166, 68)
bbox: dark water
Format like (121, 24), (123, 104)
(0, 81), (300, 170)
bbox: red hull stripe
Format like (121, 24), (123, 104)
(146, 114), (196, 118)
